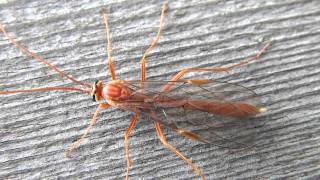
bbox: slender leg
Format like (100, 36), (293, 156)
(161, 42), (271, 93)
(102, 10), (116, 80)
(152, 112), (206, 180)
(140, 2), (168, 82)
(65, 103), (110, 157)
(0, 24), (91, 88)
(124, 112), (139, 180)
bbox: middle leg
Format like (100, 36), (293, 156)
(140, 2), (168, 82)
(124, 112), (139, 180)
(102, 10), (116, 80)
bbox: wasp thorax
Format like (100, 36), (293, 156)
(102, 82), (130, 101)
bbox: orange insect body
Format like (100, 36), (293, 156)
(0, 2), (271, 180)
(100, 80), (264, 119)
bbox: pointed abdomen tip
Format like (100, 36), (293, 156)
(259, 107), (267, 113)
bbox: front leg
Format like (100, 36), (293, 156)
(66, 103), (110, 157)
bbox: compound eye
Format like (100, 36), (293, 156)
(92, 94), (96, 102)
(91, 80), (98, 102)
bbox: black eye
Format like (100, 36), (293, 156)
(91, 80), (99, 102)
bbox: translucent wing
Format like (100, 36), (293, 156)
(116, 80), (265, 149)
(123, 79), (260, 103)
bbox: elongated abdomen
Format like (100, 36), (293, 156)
(185, 100), (264, 118)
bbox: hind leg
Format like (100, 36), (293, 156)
(161, 42), (271, 93)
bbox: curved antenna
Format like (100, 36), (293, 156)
(0, 24), (91, 89)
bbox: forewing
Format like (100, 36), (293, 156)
(123, 79), (260, 102)
(120, 80), (264, 149)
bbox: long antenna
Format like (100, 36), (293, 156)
(0, 24), (91, 89)
(0, 87), (90, 95)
